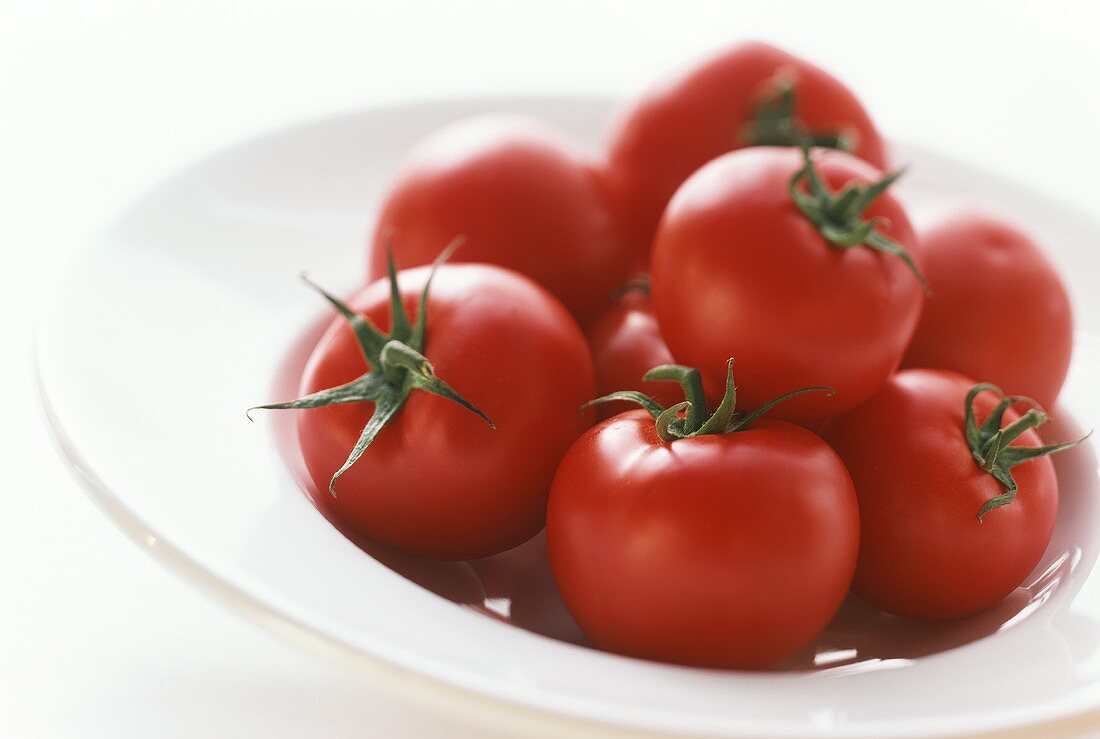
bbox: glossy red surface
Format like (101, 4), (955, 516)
(604, 41), (888, 263)
(368, 114), (630, 325)
(584, 290), (677, 420)
(651, 146), (924, 421)
(823, 369), (1060, 620)
(547, 411), (860, 669)
(902, 212), (1073, 411)
(295, 263), (595, 560)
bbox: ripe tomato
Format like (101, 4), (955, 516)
(604, 41), (888, 263)
(902, 212), (1073, 411)
(651, 146), (925, 422)
(547, 363), (858, 669)
(368, 114), (630, 325)
(584, 283), (677, 420)
(823, 369), (1084, 620)
(258, 257), (595, 560)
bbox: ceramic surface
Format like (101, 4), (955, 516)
(37, 96), (1100, 737)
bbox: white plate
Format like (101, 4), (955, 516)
(37, 95), (1100, 738)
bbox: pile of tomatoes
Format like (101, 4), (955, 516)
(256, 41), (1084, 670)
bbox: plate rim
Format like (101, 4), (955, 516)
(35, 93), (1100, 739)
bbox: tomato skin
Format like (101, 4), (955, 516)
(651, 147), (923, 421)
(604, 41), (887, 263)
(297, 264), (595, 561)
(547, 412), (859, 669)
(368, 114), (630, 326)
(822, 369), (1059, 621)
(584, 290), (677, 420)
(902, 213), (1073, 411)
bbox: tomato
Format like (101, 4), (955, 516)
(584, 283), (677, 420)
(902, 212), (1073, 411)
(256, 257), (595, 560)
(547, 363), (858, 669)
(651, 146), (925, 422)
(823, 369), (1084, 620)
(368, 114), (630, 325)
(604, 41), (888, 264)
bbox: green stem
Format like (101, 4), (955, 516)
(643, 365), (709, 434)
(249, 246), (493, 496)
(964, 382), (1089, 519)
(743, 77), (852, 152)
(610, 274), (651, 300)
(582, 358), (833, 444)
(655, 402), (692, 443)
(789, 146), (930, 293)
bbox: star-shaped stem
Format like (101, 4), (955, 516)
(789, 144), (930, 293)
(743, 77), (853, 152)
(249, 239), (494, 495)
(964, 383), (1089, 520)
(583, 359), (832, 443)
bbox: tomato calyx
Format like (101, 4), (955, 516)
(789, 145), (931, 293)
(744, 77), (853, 152)
(584, 359), (832, 443)
(965, 383), (1089, 520)
(249, 240), (494, 495)
(609, 273), (651, 300)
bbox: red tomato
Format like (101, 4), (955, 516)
(585, 285), (677, 420)
(823, 369), (1081, 620)
(651, 146), (924, 422)
(368, 114), (630, 325)
(604, 41), (888, 263)
(547, 364), (859, 669)
(902, 212), (1073, 411)
(268, 262), (594, 560)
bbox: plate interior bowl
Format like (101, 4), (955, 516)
(37, 95), (1100, 738)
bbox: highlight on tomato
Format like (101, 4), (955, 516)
(547, 361), (859, 669)
(253, 245), (596, 560)
(651, 145), (926, 422)
(902, 211), (1073, 411)
(604, 40), (888, 263)
(823, 369), (1088, 620)
(367, 113), (631, 325)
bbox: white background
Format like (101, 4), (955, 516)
(2, 1), (1099, 736)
